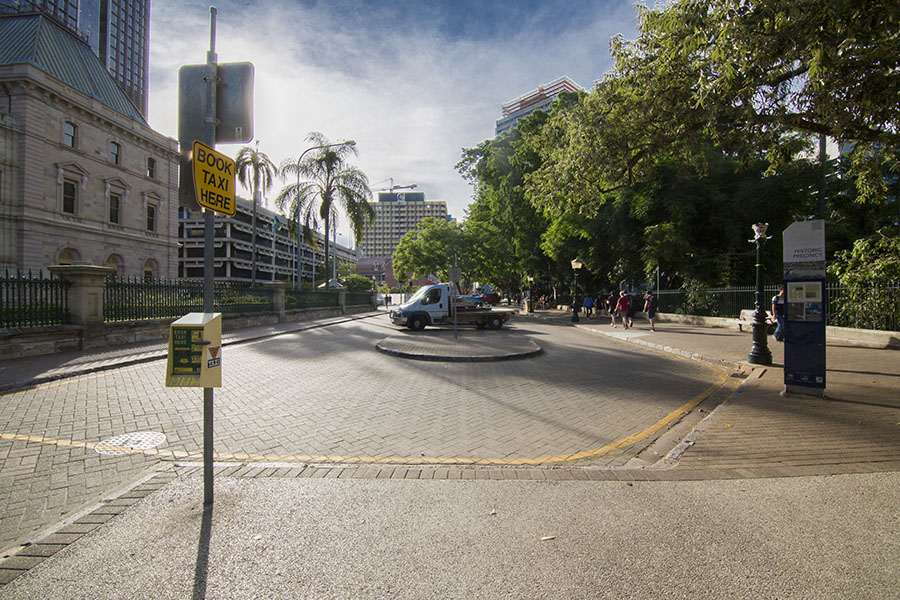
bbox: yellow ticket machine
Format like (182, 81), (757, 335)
(166, 313), (222, 388)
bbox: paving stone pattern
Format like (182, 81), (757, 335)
(0, 316), (724, 551)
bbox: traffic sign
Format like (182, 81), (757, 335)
(192, 140), (236, 216)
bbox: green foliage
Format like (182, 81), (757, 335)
(828, 231), (900, 330)
(341, 273), (375, 292)
(456, 0), (897, 294)
(392, 218), (466, 283)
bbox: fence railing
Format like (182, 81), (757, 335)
(657, 283), (900, 332)
(0, 270), (70, 328)
(286, 289), (341, 309)
(9, 267), (891, 332)
(345, 291), (375, 307)
(104, 277), (274, 322)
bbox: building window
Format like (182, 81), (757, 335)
(63, 121), (77, 148)
(109, 141), (121, 165)
(109, 192), (121, 223)
(105, 254), (124, 277)
(146, 204), (156, 231)
(62, 179), (77, 214)
(146, 157), (156, 178)
(58, 248), (80, 265)
(142, 258), (157, 281)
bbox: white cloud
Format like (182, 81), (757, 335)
(148, 0), (639, 239)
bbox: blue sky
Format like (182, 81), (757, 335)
(148, 0), (640, 245)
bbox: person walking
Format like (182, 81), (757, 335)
(606, 292), (617, 326)
(771, 286), (786, 341)
(615, 291), (630, 329)
(644, 290), (659, 332)
(625, 290), (636, 328)
(583, 294), (594, 319)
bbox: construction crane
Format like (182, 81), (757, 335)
(372, 178), (417, 193)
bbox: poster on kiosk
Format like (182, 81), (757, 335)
(782, 220), (826, 394)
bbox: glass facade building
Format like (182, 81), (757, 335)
(0, 0), (150, 118)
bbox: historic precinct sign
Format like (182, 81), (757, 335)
(782, 220), (826, 394)
(783, 219), (825, 280)
(192, 140), (235, 216)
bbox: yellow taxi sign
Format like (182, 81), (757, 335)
(192, 140), (236, 216)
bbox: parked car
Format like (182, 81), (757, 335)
(453, 295), (487, 310)
(477, 291), (501, 305)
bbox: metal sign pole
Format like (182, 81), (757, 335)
(202, 6), (218, 508)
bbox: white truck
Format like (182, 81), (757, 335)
(389, 283), (512, 331)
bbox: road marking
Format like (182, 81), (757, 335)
(0, 372), (728, 466)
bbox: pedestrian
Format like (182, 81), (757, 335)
(583, 294), (594, 319)
(625, 290), (636, 328)
(615, 290), (630, 328)
(771, 286), (785, 342)
(644, 290), (659, 332)
(606, 292), (616, 325)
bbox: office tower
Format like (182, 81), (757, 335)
(360, 192), (449, 258)
(0, 0), (150, 117)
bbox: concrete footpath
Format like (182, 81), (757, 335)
(0, 310), (898, 598)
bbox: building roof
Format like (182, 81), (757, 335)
(500, 76), (581, 118)
(0, 13), (146, 124)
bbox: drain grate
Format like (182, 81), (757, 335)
(96, 431), (166, 455)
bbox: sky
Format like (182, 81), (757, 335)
(147, 0), (641, 245)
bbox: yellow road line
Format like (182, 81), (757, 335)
(0, 372), (728, 466)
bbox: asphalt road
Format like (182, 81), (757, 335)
(1, 316), (727, 551)
(3, 472), (897, 599)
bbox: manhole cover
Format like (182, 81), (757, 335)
(96, 431), (166, 455)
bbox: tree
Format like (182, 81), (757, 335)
(276, 132), (374, 286)
(341, 273), (375, 293)
(392, 218), (466, 284)
(828, 230), (900, 330)
(614, 0), (900, 202)
(235, 142), (277, 284)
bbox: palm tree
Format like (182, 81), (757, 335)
(276, 132), (374, 287)
(235, 141), (277, 284)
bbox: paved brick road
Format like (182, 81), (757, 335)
(0, 315), (729, 551)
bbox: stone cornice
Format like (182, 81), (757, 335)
(0, 67), (178, 158)
(11, 211), (179, 249)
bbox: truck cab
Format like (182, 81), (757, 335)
(390, 284), (450, 330)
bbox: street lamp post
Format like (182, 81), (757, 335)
(748, 223), (773, 365)
(527, 275), (535, 313)
(571, 257), (583, 323)
(291, 141), (356, 289)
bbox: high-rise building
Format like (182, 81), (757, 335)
(0, 0), (149, 117)
(495, 76), (582, 136)
(360, 192), (448, 258)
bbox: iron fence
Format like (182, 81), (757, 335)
(657, 283), (900, 331)
(104, 277), (274, 322)
(0, 270), (69, 328)
(286, 289), (341, 309)
(345, 291), (375, 307)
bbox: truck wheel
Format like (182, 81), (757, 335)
(487, 315), (503, 330)
(408, 315), (426, 331)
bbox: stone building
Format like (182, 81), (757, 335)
(0, 13), (178, 278)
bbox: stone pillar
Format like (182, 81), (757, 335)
(265, 281), (290, 322)
(48, 264), (114, 348)
(339, 289), (347, 315)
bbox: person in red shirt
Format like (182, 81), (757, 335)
(614, 291), (630, 329)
